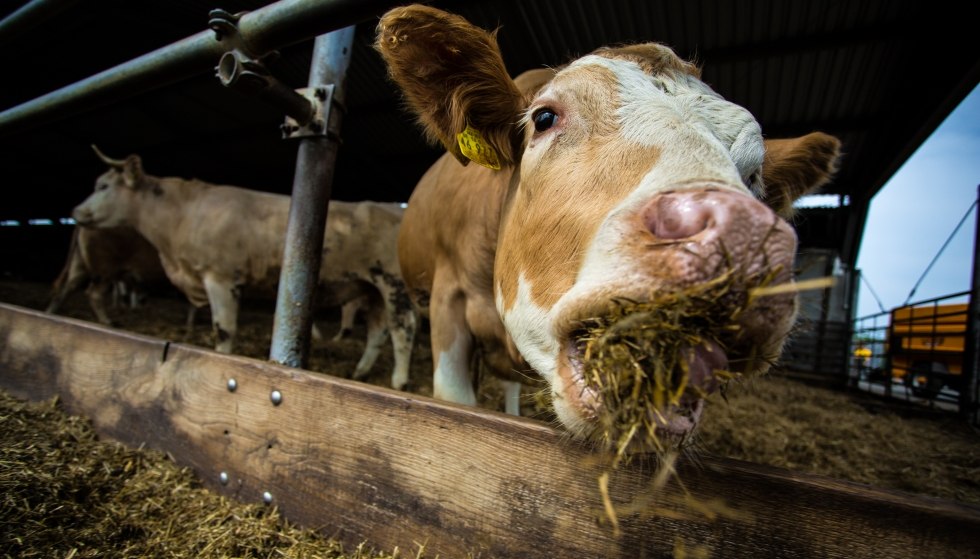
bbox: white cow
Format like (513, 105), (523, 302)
(72, 148), (416, 389)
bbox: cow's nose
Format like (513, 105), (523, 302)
(642, 191), (716, 240)
(72, 206), (90, 224)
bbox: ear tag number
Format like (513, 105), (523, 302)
(456, 125), (501, 170)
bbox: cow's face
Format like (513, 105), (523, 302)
(72, 152), (144, 229)
(378, 5), (841, 443)
(496, 49), (806, 438)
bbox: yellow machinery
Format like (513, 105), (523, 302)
(888, 303), (967, 396)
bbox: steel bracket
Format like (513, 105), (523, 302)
(280, 85), (344, 140)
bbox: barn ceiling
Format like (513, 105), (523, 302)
(1, 0), (978, 267)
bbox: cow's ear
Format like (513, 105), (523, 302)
(121, 155), (144, 188)
(376, 5), (525, 169)
(761, 132), (842, 218)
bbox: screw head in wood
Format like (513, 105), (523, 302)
(262, 491), (273, 504)
(219, 471), (229, 485)
(270, 389), (282, 405)
(227, 378), (237, 392)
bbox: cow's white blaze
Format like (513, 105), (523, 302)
(497, 273), (557, 379)
(570, 55), (765, 193)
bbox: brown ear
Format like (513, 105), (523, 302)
(376, 5), (525, 168)
(121, 155), (144, 188)
(762, 132), (842, 218)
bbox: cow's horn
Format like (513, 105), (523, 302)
(91, 145), (126, 168)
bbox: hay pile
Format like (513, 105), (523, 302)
(0, 391), (418, 559)
(697, 375), (980, 504)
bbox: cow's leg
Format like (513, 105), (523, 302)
(430, 280), (476, 406)
(202, 275), (239, 353)
(351, 296), (387, 380)
(46, 267), (89, 315)
(184, 305), (200, 340)
(333, 296), (363, 342)
(502, 380), (522, 416)
(111, 281), (123, 309)
(86, 280), (115, 326)
(375, 284), (416, 392)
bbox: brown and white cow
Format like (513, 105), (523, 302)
(377, 6), (841, 442)
(72, 148), (417, 389)
(46, 225), (169, 326)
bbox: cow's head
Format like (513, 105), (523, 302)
(72, 146), (148, 229)
(378, 6), (841, 445)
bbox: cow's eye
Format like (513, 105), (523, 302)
(97, 183), (108, 191)
(532, 109), (558, 132)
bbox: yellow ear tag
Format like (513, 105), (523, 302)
(456, 125), (501, 170)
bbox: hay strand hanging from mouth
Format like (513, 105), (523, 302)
(749, 276), (835, 298)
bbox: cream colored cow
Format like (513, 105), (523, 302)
(72, 149), (416, 390)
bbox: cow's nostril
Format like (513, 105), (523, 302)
(644, 194), (713, 240)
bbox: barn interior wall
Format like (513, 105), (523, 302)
(779, 248), (852, 380)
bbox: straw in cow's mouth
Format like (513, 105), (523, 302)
(575, 271), (775, 462)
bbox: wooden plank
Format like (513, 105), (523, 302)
(2, 301), (979, 559)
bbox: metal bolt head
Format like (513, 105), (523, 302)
(262, 491), (273, 504)
(227, 378), (237, 392)
(270, 390), (282, 406)
(219, 471), (229, 485)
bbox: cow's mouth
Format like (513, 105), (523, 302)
(553, 274), (780, 453)
(561, 326), (729, 449)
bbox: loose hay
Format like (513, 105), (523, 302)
(0, 391), (418, 559)
(697, 375), (980, 504)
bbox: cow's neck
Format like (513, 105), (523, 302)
(130, 176), (201, 254)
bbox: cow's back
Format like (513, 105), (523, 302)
(159, 183), (290, 303)
(322, 200), (403, 282)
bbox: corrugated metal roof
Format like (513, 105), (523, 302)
(1, 0), (977, 263)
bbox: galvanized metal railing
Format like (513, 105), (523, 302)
(0, 0), (405, 368)
(851, 291), (972, 411)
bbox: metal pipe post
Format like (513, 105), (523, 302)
(269, 26), (354, 368)
(960, 185), (980, 424)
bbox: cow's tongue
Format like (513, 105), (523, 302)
(679, 340), (729, 400)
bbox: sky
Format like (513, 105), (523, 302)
(853, 82), (980, 319)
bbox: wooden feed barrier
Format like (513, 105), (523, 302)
(1, 302), (979, 558)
